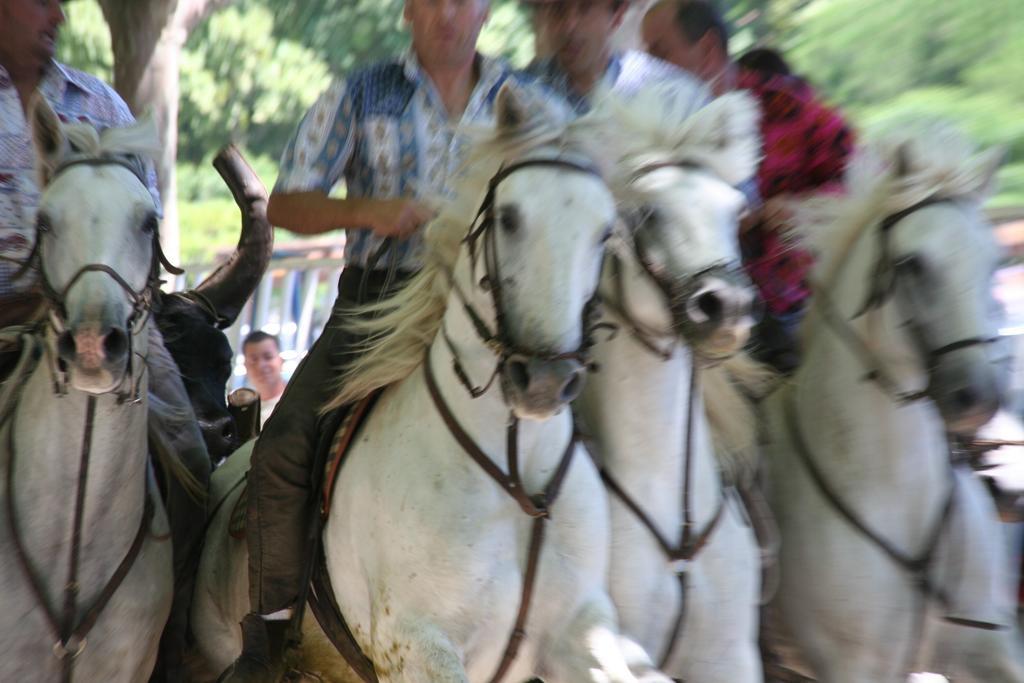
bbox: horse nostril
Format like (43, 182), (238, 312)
(508, 359), (530, 392)
(560, 370), (584, 403)
(103, 327), (128, 361)
(952, 387), (978, 411)
(57, 330), (76, 361)
(689, 289), (723, 324)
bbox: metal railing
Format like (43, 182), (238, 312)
(175, 243), (345, 389)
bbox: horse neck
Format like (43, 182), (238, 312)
(579, 316), (721, 531)
(8, 337), (149, 592)
(426, 278), (574, 473)
(793, 307), (950, 502)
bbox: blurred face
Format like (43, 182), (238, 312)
(0, 0), (65, 78)
(642, 3), (719, 81)
(535, 0), (627, 83)
(404, 0), (490, 69)
(243, 339), (283, 394)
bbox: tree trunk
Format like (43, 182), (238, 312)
(97, 0), (232, 264)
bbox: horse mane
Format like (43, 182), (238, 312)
(796, 124), (1002, 291)
(703, 353), (781, 487)
(324, 89), (610, 411)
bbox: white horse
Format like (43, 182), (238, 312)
(760, 126), (1024, 682)
(577, 87), (764, 682)
(193, 84), (671, 683)
(0, 98), (174, 681)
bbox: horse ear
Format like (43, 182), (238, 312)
(684, 91), (762, 186)
(495, 83), (528, 133)
(29, 92), (68, 187)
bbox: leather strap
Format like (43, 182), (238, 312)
(425, 353), (578, 683)
(595, 358), (725, 667)
(4, 391), (155, 682)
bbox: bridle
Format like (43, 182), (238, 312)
(810, 195), (999, 405)
(441, 156), (607, 399)
(19, 155), (183, 403)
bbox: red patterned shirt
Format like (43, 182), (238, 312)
(738, 69), (855, 316)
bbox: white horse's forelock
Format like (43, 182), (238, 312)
(604, 86), (762, 194)
(325, 91), (610, 411)
(796, 124), (1002, 288)
(60, 115), (161, 166)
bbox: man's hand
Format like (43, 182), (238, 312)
(367, 199), (435, 239)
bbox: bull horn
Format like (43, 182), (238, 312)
(192, 145), (274, 329)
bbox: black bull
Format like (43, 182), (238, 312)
(155, 146), (273, 463)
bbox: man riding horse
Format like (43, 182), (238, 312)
(221, 1), (549, 679)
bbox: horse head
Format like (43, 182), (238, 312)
(807, 127), (1009, 435)
(29, 95), (166, 396)
(467, 84), (617, 419)
(603, 87), (761, 361)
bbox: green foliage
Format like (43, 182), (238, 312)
(178, 2), (332, 163)
(57, 1), (113, 81)
(784, 0), (1024, 210)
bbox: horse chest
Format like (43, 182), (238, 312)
(325, 384), (609, 678)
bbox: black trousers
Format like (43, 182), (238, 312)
(245, 266), (412, 613)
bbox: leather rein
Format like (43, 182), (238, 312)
(430, 156), (604, 683)
(3, 155), (174, 681)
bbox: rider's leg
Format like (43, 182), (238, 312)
(224, 266), (410, 682)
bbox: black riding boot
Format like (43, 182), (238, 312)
(217, 614), (291, 683)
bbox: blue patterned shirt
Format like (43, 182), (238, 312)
(526, 50), (708, 115)
(0, 61), (160, 296)
(274, 52), (528, 271)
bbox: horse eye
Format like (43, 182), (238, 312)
(497, 206), (520, 235)
(600, 225), (614, 244)
(36, 214), (51, 234)
(141, 214), (158, 235)
(895, 254), (926, 277)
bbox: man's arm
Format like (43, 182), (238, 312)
(266, 191), (434, 239)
